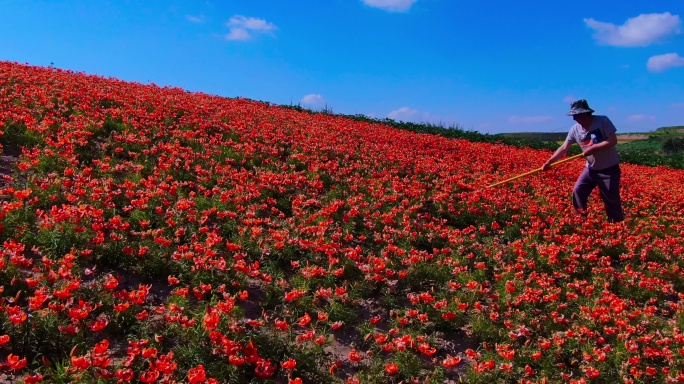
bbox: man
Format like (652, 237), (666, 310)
(542, 99), (625, 222)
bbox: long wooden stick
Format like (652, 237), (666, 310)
(487, 153), (584, 188)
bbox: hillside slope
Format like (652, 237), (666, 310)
(1, 61), (684, 383)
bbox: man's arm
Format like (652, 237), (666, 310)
(542, 141), (572, 171)
(583, 131), (618, 156)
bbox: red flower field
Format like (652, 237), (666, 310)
(1, 61), (684, 383)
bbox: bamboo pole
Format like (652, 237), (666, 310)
(487, 153), (584, 188)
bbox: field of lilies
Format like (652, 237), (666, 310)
(1, 61), (684, 383)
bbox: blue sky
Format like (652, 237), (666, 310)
(1, 0), (683, 133)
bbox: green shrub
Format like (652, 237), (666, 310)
(662, 137), (684, 154)
(1, 121), (43, 148)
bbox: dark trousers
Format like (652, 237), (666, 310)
(572, 164), (625, 222)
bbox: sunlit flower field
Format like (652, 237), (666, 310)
(1, 61), (684, 383)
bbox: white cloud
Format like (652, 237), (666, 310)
(186, 14), (205, 23)
(226, 28), (251, 41)
(647, 53), (684, 72)
(362, 0), (417, 12)
(388, 107), (419, 121)
(584, 12), (681, 47)
(672, 102), (684, 108)
(627, 114), (657, 122)
(300, 94), (326, 106)
(508, 115), (553, 124)
(225, 15), (277, 41)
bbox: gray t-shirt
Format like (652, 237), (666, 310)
(566, 115), (620, 170)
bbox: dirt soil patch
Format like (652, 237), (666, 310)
(0, 142), (20, 185)
(617, 134), (649, 143)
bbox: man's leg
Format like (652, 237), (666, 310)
(572, 168), (595, 216)
(596, 165), (624, 222)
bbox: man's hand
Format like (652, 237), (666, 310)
(544, 142), (571, 171)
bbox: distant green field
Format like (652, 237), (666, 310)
(496, 126), (684, 169)
(645, 125), (684, 136)
(617, 126), (684, 168)
(495, 132), (567, 142)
